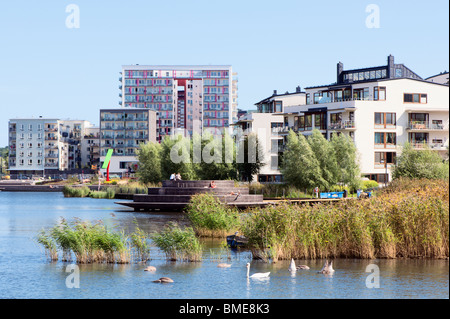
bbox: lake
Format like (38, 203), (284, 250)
(0, 191), (448, 299)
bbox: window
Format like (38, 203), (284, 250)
(373, 87), (386, 100)
(330, 113), (342, 124)
(313, 93), (321, 104)
(404, 93), (427, 103)
(314, 113), (327, 130)
(375, 132), (396, 146)
(306, 94), (310, 105)
(305, 114), (312, 130)
(395, 69), (402, 78)
(375, 152), (396, 165)
(298, 116), (305, 131)
(385, 113), (396, 125)
(275, 101), (282, 113)
(375, 112), (396, 127)
(374, 113), (384, 125)
(270, 156), (278, 170)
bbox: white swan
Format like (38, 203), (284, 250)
(246, 263), (270, 278)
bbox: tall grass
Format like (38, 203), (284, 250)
(151, 222), (203, 262)
(62, 185), (91, 198)
(36, 217), (152, 264)
(185, 193), (241, 237)
(240, 178), (448, 261)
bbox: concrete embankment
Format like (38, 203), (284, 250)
(0, 181), (106, 192)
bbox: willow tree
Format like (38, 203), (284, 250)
(281, 130), (326, 190)
(160, 134), (197, 180)
(330, 133), (361, 189)
(136, 141), (162, 184)
(195, 132), (237, 180)
(307, 129), (339, 189)
(237, 132), (265, 182)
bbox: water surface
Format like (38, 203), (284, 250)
(0, 192), (448, 299)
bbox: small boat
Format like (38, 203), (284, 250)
(226, 231), (248, 248)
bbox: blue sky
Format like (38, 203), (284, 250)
(0, 0), (448, 146)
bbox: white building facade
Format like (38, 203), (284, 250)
(279, 55), (449, 183)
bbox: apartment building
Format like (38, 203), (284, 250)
(425, 71), (449, 85)
(119, 65), (238, 140)
(279, 55), (449, 183)
(99, 108), (157, 177)
(255, 86), (306, 113)
(8, 118), (99, 177)
(233, 87), (306, 182)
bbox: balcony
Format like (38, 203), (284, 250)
(45, 153), (58, 158)
(329, 120), (356, 130)
(407, 121), (448, 131)
(45, 136), (58, 141)
(44, 162), (59, 168)
(411, 142), (448, 151)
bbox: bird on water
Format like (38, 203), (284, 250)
(246, 263), (270, 278)
(318, 260), (335, 275)
(152, 277), (174, 283)
(289, 258), (310, 271)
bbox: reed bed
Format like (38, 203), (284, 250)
(240, 178), (448, 261)
(36, 217), (151, 264)
(151, 222), (203, 262)
(62, 185), (91, 198)
(185, 193), (241, 237)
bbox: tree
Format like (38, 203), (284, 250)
(237, 132), (265, 182)
(280, 130), (325, 190)
(392, 142), (449, 180)
(160, 134), (197, 180)
(195, 132), (237, 180)
(330, 133), (361, 189)
(307, 129), (339, 189)
(136, 141), (162, 184)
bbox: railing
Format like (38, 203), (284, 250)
(329, 120), (355, 130)
(412, 142), (447, 150)
(407, 122), (447, 130)
(45, 136), (58, 140)
(307, 96), (374, 105)
(44, 163), (59, 168)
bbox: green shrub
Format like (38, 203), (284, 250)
(62, 185), (91, 198)
(185, 193), (241, 237)
(362, 180), (379, 191)
(151, 222), (203, 262)
(36, 218), (152, 264)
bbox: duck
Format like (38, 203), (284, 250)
(152, 277), (174, 283)
(246, 263), (270, 278)
(318, 260), (335, 275)
(217, 263), (232, 268)
(289, 258), (310, 271)
(144, 266), (156, 272)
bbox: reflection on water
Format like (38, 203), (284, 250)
(0, 192), (448, 299)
